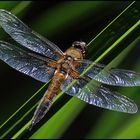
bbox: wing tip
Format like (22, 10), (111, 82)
(128, 103), (138, 114)
(0, 9), (6, 12)
(0, 9), (9, 14)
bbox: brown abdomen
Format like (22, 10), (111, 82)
(44, 71), (66, 101)
(28, 71), (66, 130)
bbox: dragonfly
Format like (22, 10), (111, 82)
(0, 9), (139, 130)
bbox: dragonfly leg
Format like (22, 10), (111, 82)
(69, 69), (80, 79)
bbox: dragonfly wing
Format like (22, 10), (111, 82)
(61, 76), (137, 113)
(0, 41), (55, 82)
(75, 59), (140, 86)
(0, 9), (63, 60)
(61, 76), (82, 96)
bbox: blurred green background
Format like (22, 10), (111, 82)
(0, 1), (140, 139)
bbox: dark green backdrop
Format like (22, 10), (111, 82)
(0, 1), (140, 139)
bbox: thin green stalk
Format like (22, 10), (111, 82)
(0, 82), (48, 130)
(83, 20), (140, 77)
(87, 1), (135, 46)
(1, 103), (37, 139)
(11, 1), (32, 14)
(111, 110), (140, 138)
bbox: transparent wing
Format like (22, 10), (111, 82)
(61, 76), (137, 113)
(75, 59), (140, 86)
(61, 76), (81, 96)
(0, 41), (55, 82)
(0, 9), (63, 60)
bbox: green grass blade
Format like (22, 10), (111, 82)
(11, 1), (32, 15)
(111, 111), (140, 139)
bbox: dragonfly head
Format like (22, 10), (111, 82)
(72, 41), (87, 57)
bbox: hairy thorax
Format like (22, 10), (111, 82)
(48, 46), (83, 79)
(65, 47), (84, 60)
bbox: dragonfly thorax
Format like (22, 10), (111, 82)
(60, 56), (74, 71)
(64, 55), (73, 61)
(54, 54), (75, 76)
(64, 41), (87, 59)
(65, 47), (84, 60)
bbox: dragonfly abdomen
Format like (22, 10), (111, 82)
(46, 74), (64, 100)
(28, 70), (66, 130)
